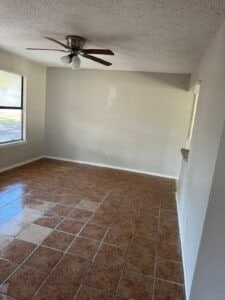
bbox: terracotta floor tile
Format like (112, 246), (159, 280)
(68, 237), (99, 259)
(34, 213), (63, 229)
(159, 219), (179, 244)
(126, 248), (155, 275)
(111, 218), (135, 233)
(96, 205), (117, 215)
(136, 213), (159, 228)
(161, 197), (177, 210)
(0, 293), (16, 299)
(56, 219), (84, 234)
(161, 218), (179, 229)
(0, 240), (36, 264)
(68, 208), (93, 222)
(156, 258), (184, 284)
(0, 189), (23, 205)
(117, 269), (153, 300)
(140, 205), (160, 216)
(18, 198), (54, 212)
(160, 209), (177, 220)
(154, 279), (185, 300)
(76, 284), (114, 300)
(130, 236), (158, 257)
(142, 197), (161, 208)
(104, 228), (132, 247)
(95, 243), (126, 266)
(0, 259), (17, 284)
(83, 262), (122, 291)
(158, 242), (182, 262)
(0, 219), (28, 237)
(17, 224), (52, 245)
(0, 159), (184, 299)
(134, 224), (159, 241)
(47, 204), (71, 217)
(11, 207), (43, 224)
(89, 212), (114, 227)
(0, 235), (13, 251)
(25, 246), (62, 272)
(83, 193), (106, 203)
(33, 274), (79, 300)
(42, 230), (74, 251)
(54, 254), (90, 282)
(59, 197), (82, 207)
(76, 200), (99, 212)
(79, 224), (107, 241)
(22, 191), (61, 204)
(0, 265), (47, 300)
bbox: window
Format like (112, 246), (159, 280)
(0, 70), (24, 145)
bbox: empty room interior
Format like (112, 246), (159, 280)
(0, 1), (225, 299)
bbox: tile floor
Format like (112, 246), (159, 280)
(0, 158), (184, 299)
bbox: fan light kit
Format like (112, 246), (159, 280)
(26, 36), (114, 69)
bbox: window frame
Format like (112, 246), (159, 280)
(0, 72), (26, 146)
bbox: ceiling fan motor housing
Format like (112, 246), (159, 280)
(66, 36), (85, 50)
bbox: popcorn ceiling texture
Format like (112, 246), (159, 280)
(0, 0), (224, 73)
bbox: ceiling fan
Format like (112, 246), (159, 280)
(26, 36), (114, 69)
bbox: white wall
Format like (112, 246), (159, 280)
(177, 20), (225, 299)
(0, 49), (46, 169)
(45, 68), (192, 177)
(190, 122), (225, 299)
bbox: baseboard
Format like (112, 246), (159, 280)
(0, 153), (178, 180)
(175, 192), (189, 300)
(45, 155), (178, 180)
(0, 156), (44, 173)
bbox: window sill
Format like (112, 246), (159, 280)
(0, 140), (27, 149)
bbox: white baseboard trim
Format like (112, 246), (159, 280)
(45, 155), (178, 180)
(175, 192), (189, 300)
(0, 154), (178, 180)
(0, 156), (44, 173)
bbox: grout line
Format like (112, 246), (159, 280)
(0, 242), (43, 295)
(73, 282), (83, 300)
(31, 219), (87, 298)
(152, 277), (184, 286)
(80, 189), (112, 264)
(72, 227), (111, 300)
(90, 227), (110, 263)
(73, 191), (112, 299)
(151, 201), (161, 300)
(113, 202), (143, 299)
(0, 168), (182, 299)
(0, 196), (92, 297)
(32, 188), (112, 299)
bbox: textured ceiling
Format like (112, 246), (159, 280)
(0, 0), (225, 73)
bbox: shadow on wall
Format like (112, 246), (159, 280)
(68, 68), (190, 91)
(140, 72), (191, 90)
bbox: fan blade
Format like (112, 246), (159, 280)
(45, 37), (69, 49)
(81, 54), (112, 66)
(81, 49), (114, 55)
(26, 48), (67, 52)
